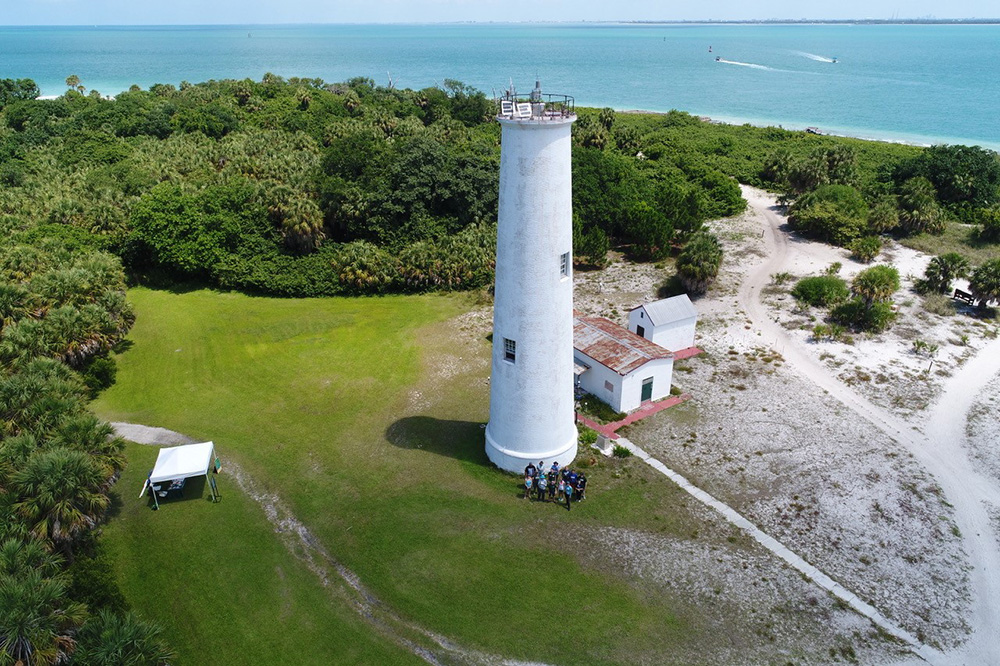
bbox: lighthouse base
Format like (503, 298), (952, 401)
(484, 426), (578, 474)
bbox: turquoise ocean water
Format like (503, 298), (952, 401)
(1, 23), (998, 149)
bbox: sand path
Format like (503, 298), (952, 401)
(739, 186), (1000, 665)
(112, 422), (548, 666)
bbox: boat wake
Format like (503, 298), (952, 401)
(795, 51), (836, 63)
(716, 58), (773, 71)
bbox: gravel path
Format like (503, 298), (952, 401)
(740, 187), (1000, 665)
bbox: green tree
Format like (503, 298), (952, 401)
(12, 447), (112, 557)
(867, 197), (900, 234)
(65, 75), (81, 90)
(851, 264), (900, 308)
(897, 176), (944, 235)
(579, 226), (610, 268)
(969, 259), (1000, 306)
(976, 207), (1000, 242)
(676, 232), (722, 294)
(0, 567), (87, 665)
(72, 610), (175, 666)
(918, 253), (969, 295)
(893, 144), (1000, 219)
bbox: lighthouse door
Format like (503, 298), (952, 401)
(641, 377), (653, 402)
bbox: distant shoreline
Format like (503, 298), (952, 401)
(617, 109), (1000, 152)
(2, 19), (1000, 28)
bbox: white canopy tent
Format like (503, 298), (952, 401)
(140, 441), (218, 509)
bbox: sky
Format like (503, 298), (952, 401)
(3, 0), (997, 25)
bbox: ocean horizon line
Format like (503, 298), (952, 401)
(3, 18), (1000, 28)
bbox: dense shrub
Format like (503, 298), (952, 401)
(977, 207), (1000, 242)
(849, 236), (883, 263)
(831, 299), (897, 333)
(788, 184), (869, 245)
(791, 275), (850, 307)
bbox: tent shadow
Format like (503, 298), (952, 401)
(385, 416), (490, 466)
(145, 475), (211, 511)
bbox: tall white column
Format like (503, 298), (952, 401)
(485, 108), (578, 473)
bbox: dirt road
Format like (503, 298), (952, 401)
(739, 186), (1000, 665)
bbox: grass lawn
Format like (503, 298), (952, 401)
(898, 221), (1000, 266)
(96, 287), (726, 665)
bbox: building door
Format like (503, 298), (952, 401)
(641, 377), (653, 402)
(636, 325), (645, 338)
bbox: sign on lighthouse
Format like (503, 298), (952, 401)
(484, 82), (578, 473)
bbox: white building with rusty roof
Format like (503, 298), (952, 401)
(573, 314), (674, 414)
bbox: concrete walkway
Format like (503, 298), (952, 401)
(577, 394), (692, 440)
(616, 436), (943, 665)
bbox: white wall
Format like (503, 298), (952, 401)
(575, 350), (625, 412)
(486, 114), (579, 473)
(619, 358), (674, 413)
(628, 308), (697, 352)
(574, 352), (674, 414)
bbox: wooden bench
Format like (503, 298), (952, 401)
(953, 288), (975, 305)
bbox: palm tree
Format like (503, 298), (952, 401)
(852, 264), (900, 308)
(898, 177), (944, 235)
(51, 415), (125, 482)
(921, 253), (970, 294)
(65, 75), (80, 89)
(676, 232), (723, 294)
(0, 568), (86, 665)
(969, 259), (1000, 306)
(12, 447), (111, 557)
(72, 610), (175, 666)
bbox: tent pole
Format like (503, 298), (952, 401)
(152, 486), (159, 510)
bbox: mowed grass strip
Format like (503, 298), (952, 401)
(106, 441), (423, 666)
(96, 288), (707, 664)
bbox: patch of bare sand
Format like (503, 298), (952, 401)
(965, 373), (1000, 485)
(735, 190), (999, 418)
(573, 524), (912, 665)
(624, 354), (970, 650)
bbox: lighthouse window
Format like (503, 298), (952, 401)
(503, 338), (516, 363)
(560, 252), (570, 278)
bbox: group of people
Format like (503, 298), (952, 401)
(523, 461), (587, 510)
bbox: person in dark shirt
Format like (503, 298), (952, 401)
(563, 479), (573, 510)
(525, 462), (537, 479)
(577, 473), (587, 500)
(546, 469), (557, 499)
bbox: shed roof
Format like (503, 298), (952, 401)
(574, 315), (673, 375)
(632, 295), (697, 327)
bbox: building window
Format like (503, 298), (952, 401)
(560, 252), (570, 278)
(604, 380), (614, 393)
(504, 338), (516, 363)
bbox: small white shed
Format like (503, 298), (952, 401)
(573, 315), (674, 414)
(628, 295), (698, 353)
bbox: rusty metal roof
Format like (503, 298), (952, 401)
(573, 315), (673, 376)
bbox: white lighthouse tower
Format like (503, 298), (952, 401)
(485, 82), (578, 473)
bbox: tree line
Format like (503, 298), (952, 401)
(0, 75), (747, 297)
(0, 236), (173, 664)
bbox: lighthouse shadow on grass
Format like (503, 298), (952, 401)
(385, 416), (490, 466)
